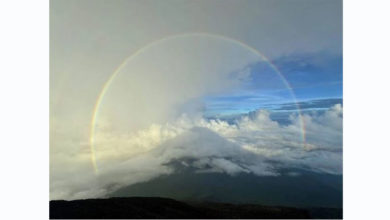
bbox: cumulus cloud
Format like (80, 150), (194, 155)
(50, 104), (342, 200)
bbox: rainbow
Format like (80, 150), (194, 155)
(89, 33), (306, 175)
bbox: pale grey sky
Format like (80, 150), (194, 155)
(50, 0), (342, 137)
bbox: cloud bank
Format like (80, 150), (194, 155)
(50, 104), (342, 200)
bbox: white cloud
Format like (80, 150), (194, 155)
(50, 104), (342, 200)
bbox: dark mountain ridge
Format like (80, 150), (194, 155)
(50, 197), (342, 219)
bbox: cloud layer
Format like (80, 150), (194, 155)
(50, 104), (342, 200)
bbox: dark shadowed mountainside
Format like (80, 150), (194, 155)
(50, 197), (341, 219)
(110, 164), (342, 208)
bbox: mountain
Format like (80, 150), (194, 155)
(50, 159), (342, 219)
(50, 197), (341, 219)
(109, 164), (342, 208)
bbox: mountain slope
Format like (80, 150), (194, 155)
(110, 170), (342, 208)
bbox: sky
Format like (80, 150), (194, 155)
(50, 0), (342, 200)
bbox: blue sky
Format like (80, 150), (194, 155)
(203, 51), (342, 117)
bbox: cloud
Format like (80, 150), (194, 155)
(274, 98), (342, 111)
(50, 104), (342, 200)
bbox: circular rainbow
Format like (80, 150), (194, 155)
(89, 33), (306, 175)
